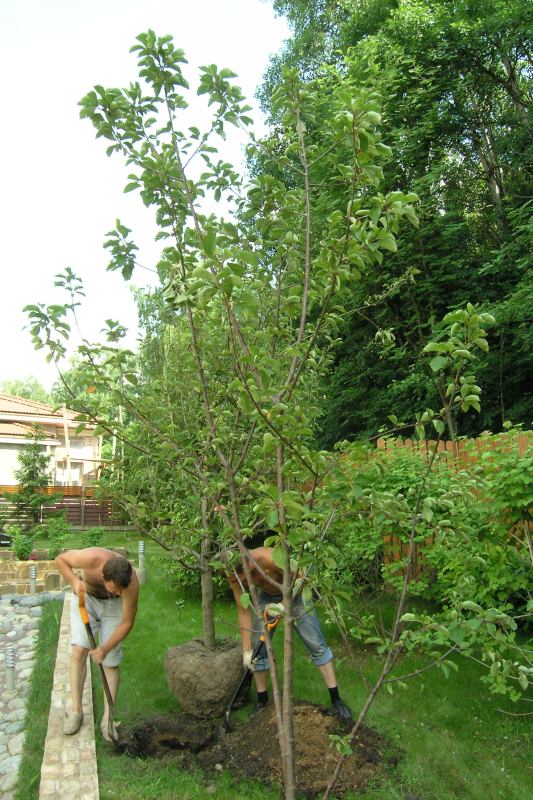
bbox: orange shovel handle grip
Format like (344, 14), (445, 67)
(78, 588), (90, 625)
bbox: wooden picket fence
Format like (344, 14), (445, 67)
(0, 485), (121, 528)
(375, 431), (531, 577)
(375, 430), (530, 467)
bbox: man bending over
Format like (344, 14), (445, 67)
(55, 547), (139, 740)
(226, 545), (352, 720)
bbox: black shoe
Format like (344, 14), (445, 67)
(250, 702), (268, 719)
(332, 699), (353, 721)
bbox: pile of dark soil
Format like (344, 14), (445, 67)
(198, 701), (386, 796)
(121, 701), (390, 797)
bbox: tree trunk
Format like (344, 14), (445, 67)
(468, 91), (506, 232)
(200, 497), (216, 649)
(277, 443), (297, 800)
(500, 51), (529, 125)
(282, 554), (296, 800)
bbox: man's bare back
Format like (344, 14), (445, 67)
(56, 547), (138, 599)
(230, 546), (283, 595)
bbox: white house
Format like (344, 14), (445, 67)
(0, 394), (101, 487)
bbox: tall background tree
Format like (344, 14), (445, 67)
(0, 376), (50, 404)
(259, 0), (532, 444)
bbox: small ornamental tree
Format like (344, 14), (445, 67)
(26, 31), (420, 797)
(11, 427), (57, 529)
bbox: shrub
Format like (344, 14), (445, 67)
(8, 525), (34, 561)
(39, 514), (71, 559)
(154, 552), (228, 596)
(327, 439), (531, 615)
(81, 526), (107, 548)
(11, 428), (60, 529)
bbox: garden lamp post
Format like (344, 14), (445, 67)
(5, 647), (15, 691)
(138, 540), (146, 584)
(29, 563), (37, 594)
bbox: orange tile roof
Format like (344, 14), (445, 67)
(0, 422), (57, 438)
(0, 394), (78, 420)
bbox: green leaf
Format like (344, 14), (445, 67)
(415, 423), (425, 440)
(422, 507), (433, 523)
(432, 419), (445, 435)
(461, 601), (483, 613)
(265, 509), (278, 528)
(430, 355), (449, 373)
(202, 231), (216, 257)
(379, 233), (397, 252)
(191, 266), (212, 282)
(271, 544), (284, 569)
(448, 625), (466, 646)
(239, 250), (259, 268)
(263, 432), (276, 453)
(240, 592), (251, 609)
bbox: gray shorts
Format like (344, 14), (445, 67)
(70, 592), (124, 667)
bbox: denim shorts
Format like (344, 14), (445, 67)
(69, 592), (124, 667)
(252, 589), (333, 671)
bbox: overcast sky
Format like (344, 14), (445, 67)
(0, 0), (288, 391)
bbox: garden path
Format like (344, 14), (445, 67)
(39, 592), (99, 798)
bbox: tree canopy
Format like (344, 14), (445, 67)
(260, 0), (532, 444)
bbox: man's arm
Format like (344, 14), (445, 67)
(228, 576), (253, 653)
(91, 577), (139, 664)
(55, 548), (99, 596)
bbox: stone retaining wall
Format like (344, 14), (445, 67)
(0, 560), (68, 596)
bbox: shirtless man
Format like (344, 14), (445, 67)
(55, 547), (139, 739)
(226, 546), (352, 720)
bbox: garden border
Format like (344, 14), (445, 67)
(39, 593), (99, 798)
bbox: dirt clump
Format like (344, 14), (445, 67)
(124, 701), (390, 796)
(197, 701), (386, 796)
(165, 638), (247, 718)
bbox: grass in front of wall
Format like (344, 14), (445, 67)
(32, 527), (162, 558)
(14, 600), (62, 800)
(11, 556), (533, 800)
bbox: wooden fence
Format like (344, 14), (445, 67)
(375, 430), (530, 467)
(0, 485), (121, 528)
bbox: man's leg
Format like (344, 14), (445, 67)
(293, 597), (353, 720)
(251, 591), (273, 709)
(65, 645), (88, 734)
(318, 659), (337, 689)
(98, 598), (124, 741)
(253, 669), (269, 693)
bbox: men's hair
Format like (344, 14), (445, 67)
(102, 557), (132, 588)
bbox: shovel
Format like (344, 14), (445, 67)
(78, 589), (119, 745)
(222, 604), (284, 733)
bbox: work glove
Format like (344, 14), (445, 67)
(264, 602), (284, 621)
(242, 649), (255, 670)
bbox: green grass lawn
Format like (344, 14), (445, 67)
(91, 554), (532, 800)
(14, 545), (533, 799)
(32, 527), (157, 557)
